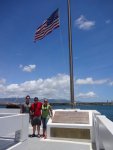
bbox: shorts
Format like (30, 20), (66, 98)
(31, 116), (41, 126)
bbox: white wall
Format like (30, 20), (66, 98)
(94, 115), (113, 150)
(0, 113), (29, 150)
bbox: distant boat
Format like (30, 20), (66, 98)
(6, 103), (20, 108)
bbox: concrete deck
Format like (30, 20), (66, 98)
(0, 138), (17, 150)
(28, 138), (92, 150)
(0, 121), (93, 150)
(0, 125), (92, 150)
(28, 126), (92, 150)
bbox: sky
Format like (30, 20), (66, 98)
(0, 0), (113, 102)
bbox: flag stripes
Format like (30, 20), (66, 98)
(34, 9), (60, 41)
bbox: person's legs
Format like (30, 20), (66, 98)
(42, 117), (47, 138)
(33, 116), (41, 137)
(37, 125), (40, 137)
(33, 125), (36, 135)
(31, 117), (37, 137)
(43, 128), (46, 138)
(37, 116), (41, 137)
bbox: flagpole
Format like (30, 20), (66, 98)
(67, 0), (75, 108)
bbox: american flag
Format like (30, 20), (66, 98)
(34, 9), (60, 41)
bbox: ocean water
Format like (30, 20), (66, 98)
(0, 104), (113, 122)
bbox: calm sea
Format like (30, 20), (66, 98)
(0, 104), (113, 122)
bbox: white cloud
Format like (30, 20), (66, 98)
(7, 84), (19, 91)
(75, 15), (95, 30)
(76, 77), (108, 85)
(77, 91), (97, 98)
(105, 19), (111, 24)
(19, 64), (36, 72)
(0, 74), (70, 99)
(0, 75), (110, 99)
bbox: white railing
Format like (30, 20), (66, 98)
(0, 108), (20, 113)
(0, 113), (29, 150)
(93, 113), (113, 150)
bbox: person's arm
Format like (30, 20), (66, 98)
(29, 104), (34, 116)
(49, 105), (53, 118)
(20, 104), (24, 113)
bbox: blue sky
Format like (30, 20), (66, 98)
(0, 0), (113, 102)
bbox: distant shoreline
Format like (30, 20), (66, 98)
(0, 102), (113, 108)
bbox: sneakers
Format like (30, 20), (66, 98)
(29, 134), (36, 137)
(29, 133), (44, 138)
